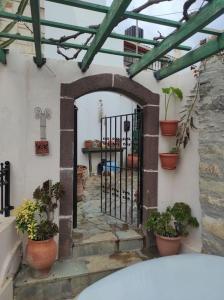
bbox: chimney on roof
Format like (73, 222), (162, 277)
(125, 25), (144, 38)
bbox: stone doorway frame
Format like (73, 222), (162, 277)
(59, 73), (160, 258)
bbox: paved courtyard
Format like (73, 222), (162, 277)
(75, 173), (139, 239)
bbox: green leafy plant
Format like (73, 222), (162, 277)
(146, 202), (199, 238)
(14, 180), (64, 241)
(169, 147), (179, 154)
(168, 202), (199, 236)
(162, 87), (183, 120)
(33, 180), (64, 221)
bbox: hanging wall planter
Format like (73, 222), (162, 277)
(160, 120), (179, 136)
(159, 152), (179, 170)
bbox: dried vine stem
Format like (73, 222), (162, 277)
(176, 80), (200, 150)
(153, 31), (165, 41)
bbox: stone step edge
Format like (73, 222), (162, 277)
(73, 231), (144, 246)
(14, 251), (143, 288)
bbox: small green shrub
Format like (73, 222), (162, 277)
(146, 202), (199, 238)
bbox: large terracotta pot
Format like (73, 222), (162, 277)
(77, 165), (88, 189)
(160, 120), (179, 136)
(26, 238), (57, 277)
(127, 154), (138, 169)
(156, 234), (181, 256)
(77, 169), (84, 201)
(159, 153), (179, 170)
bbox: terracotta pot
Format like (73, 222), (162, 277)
(84, 140), (93, 149)
(26, 238), (57, 277)
(156, 234), (181, 256)
(159, 153), (179, 170)
(160, 120), (179, 136)
(127, 154), (138, 169)
(77, 169), (84, 201)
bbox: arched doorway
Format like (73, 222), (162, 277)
(59, 74), (159, 258)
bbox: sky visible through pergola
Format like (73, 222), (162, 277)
(108, 0), (224, 47)
(0, 0), (223, 78)
(46, 0), (224, 55)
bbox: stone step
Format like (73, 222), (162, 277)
(72, 230), (144, 258)
(14, 251), (146, 300)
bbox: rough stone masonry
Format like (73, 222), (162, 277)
(199, 54), (224, 255)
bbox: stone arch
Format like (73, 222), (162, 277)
(59, 74), (160, 258)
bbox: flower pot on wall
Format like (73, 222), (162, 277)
(160, 120), (179, 136)
(159, 153), (179, 170)
(26, 238), (57, 278)
(127, 154), (138, 169)
(156, 234), (181, 256)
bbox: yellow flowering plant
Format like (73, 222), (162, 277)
(14, 180), (64, 241)
(13, 199), (40, 240)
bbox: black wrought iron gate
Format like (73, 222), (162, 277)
(100, 109), (143, 226)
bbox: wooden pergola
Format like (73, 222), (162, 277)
(0, 0), (223, 79)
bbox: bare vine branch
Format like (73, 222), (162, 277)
(153, 31), (165, 41)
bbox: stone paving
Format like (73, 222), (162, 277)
(76, 173), (139, 239)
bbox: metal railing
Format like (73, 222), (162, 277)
(0, 161), (13, 217)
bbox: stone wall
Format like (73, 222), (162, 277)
(199, 54), (224, 255)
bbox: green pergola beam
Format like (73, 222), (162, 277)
(79, 0), (132, 72)
(0, 11), (191, 51)
(46, 0), (221, 36)
(0, 31), (171, 65)
(0, 32), (142, 59)
(30, 0), (46, 67)
(0, 48), (7, 64)
(128, 0), (224, 78)
(154, 34), (224, 80)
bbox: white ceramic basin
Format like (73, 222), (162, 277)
(78, 254), (224, 300)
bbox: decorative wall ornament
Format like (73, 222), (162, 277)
(34, 107), (51, 155)
(98, 99), (104, 123)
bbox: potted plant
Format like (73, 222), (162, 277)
(160, 87), (183, 136)
(159, 147), (179, 170)
(146, 202), (199, 256)
(14, 180), (64, 277)
(84, 140), (93, 149)
(159, 82), (199, 170)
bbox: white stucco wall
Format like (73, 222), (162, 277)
(0, 51), (201, 252)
